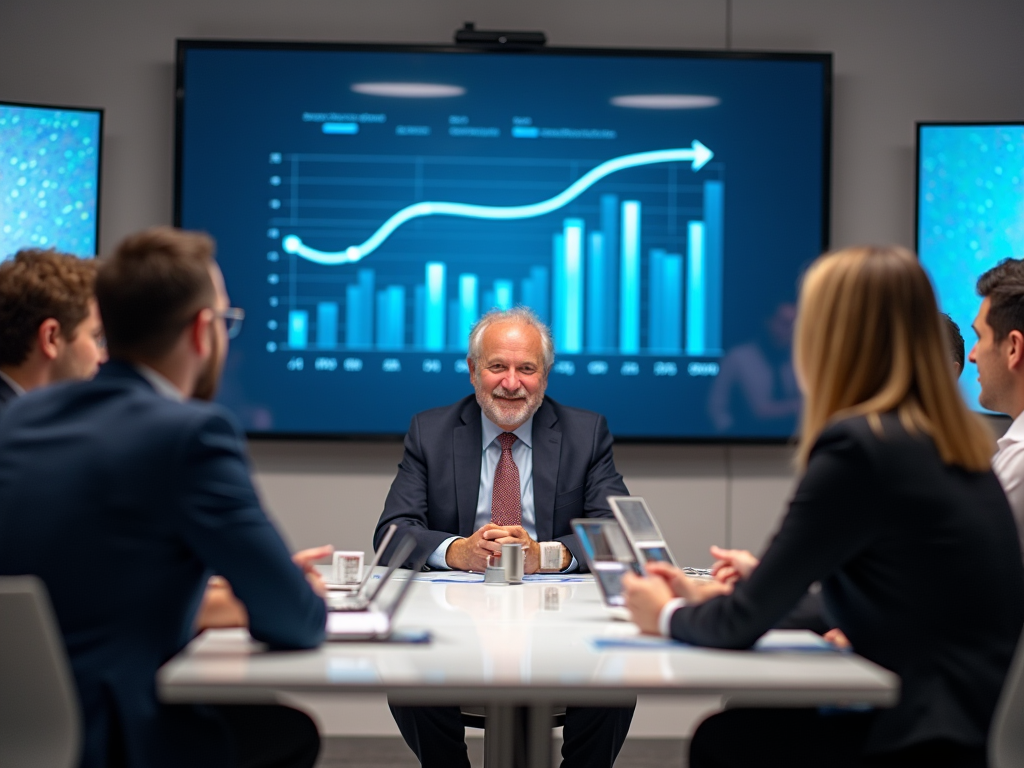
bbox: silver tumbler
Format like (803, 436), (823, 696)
(501, 543), (524, 584)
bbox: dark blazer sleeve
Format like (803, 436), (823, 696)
(557, 413), (629, 566)
(375, 413), (451, 565)
(668, 425), (871, 647)
(175, 411), (326, 649)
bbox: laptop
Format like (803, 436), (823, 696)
(325, 524), (397, 596)
(571, 518), (644, 621)
(607, 496), (678, 567)
(326, 533), (426, 641)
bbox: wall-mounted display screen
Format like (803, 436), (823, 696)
(0, 101), (102, 259)
(176, 41), (830, 439)
(917, 122), (1024, 412)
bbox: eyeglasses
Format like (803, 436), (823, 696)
(216, 308), (245, 339)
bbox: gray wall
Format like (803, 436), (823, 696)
(2, 0), (1023, 565)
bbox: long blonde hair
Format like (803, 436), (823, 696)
(794, 245), (993, 471)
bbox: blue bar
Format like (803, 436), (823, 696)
(703, 181), (724, 354)
(288, 310), (308, 349)
(482, 290), (496, 312)
(322, 122), (359, 135)
(494, 279), (513, 311)
(687, 221), (706, 356)
(512, 126), (539, 138)
(552, 233), (566, 347)
(447, 300), (461, 349)
(386, 286), (406, 350)
(346, 285), (361, 348)
(520, 278), (534, 313)
(458, 274), (479, 352)
(425, 262), (446, 351)
(413, 285), (425, 349)
(586, 232), (605, 352)
(648, 249), (666, 351)
(619, 201), (641, 354)
(358, 269), (375, 348)
(529, 266), (549, 324)
(316, 302), (338, 348)
(600, 194), (619, 349)
(375, 291), (388, 350)
(562, 219), (584, 353)
(663, 254), (683, 353)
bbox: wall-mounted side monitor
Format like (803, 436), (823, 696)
(917, 122), (1024, 412)
(0, 100), (103, 259)
(175, 41), (831, 440)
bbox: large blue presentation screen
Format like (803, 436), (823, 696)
(176, 43), (829, 439)
(918, 123), (1024, 413)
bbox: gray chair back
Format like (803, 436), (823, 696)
(0, 575), (81, 768)
(992, 629), (1024, 768)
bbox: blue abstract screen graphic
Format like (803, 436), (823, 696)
(918, 124), (1024, 412)
(0, 102), (102, 259)
(177, 43), (829, 438)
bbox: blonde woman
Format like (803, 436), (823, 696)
(624, 246), (1024, 768)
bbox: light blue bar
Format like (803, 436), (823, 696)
(413, 285), (426, 349)
(358, 269), (375, 348)
(601, 194), (620, 348)
(375, 291), (388, 350)
(648, 249), (666, 351)
(512, 126), (539, 138)
(663, 254), (683, 353)
(530, 266), (549, 324)
(447, 300), (460, 349)
(587, 232), (605, 352)
(703, 181), (724, 354)
(386, 285), (406, 350)
(346, 285), (362, 348)
(288, 310), (308, 349)
(552, 233), (566, 348)
(425, 262), (446, 351)
(316, 302), (338, 348)
(687, 221), (706, 356)
(562, 219), (584, 353)
(322, 122), (359, 135)
(619, 201), (641, 354)
(520, 278), (534, 313)
(458, 274), (479, 352)
(494, 279), (513, 311)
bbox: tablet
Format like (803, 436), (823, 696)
(570, 519), (643, 609)
(607, 496), (677, 567)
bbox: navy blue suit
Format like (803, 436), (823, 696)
(0, 362), (326, 768)
(376, 394), (634, 768)
(0, 374), (18, 421)
(375, 394), (628, 568)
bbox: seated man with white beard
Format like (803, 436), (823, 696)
(374, 306), (634, 768)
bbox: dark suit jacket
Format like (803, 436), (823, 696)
(669, 414), (1024, 755)
(375, 395), (628, 568)
(0, 361), (326, 768)
(0, 374), (18, 422)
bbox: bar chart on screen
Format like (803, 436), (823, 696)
(264, 146), (724, 361)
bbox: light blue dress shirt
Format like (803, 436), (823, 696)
(427, 413), (575, 571)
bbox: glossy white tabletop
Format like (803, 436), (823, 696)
(158, 573), (899, 708)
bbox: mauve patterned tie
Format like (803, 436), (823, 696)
(490, 432), (522, 526)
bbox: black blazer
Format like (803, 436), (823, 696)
(0, 362), (326, 768)
(0, 374), (18, 422)
(668, 414), (1024, 754)
(375, 395), (628, 568)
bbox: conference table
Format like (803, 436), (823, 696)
(158, 572), (899, 768)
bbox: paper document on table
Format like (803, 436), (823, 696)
(522, 574), (589, 583)
(412, 572), (485, 583)
(591, 629), (842, 653)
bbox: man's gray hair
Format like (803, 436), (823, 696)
(467, 306), (555, 371)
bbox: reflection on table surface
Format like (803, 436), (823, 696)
(159, 576), (899, 707)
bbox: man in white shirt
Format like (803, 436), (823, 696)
(969, 257), (1024, 553)
(0, 249), (107, 419)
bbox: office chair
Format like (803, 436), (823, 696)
(991, 628), (1024, 768)
(462, 706), (566, 767)
(0, 575), (82, 768)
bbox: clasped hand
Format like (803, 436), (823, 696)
(446, 524), (553, 573)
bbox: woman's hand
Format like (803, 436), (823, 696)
(710, 546), (760, 584)
(623, 562), (734, 634)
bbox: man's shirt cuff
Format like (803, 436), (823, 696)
(427, 536), (461, 570)
(561, 555), (578, 573)
(658, 598), (687, 637)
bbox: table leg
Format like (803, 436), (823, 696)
(484, 704), (553, 768)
